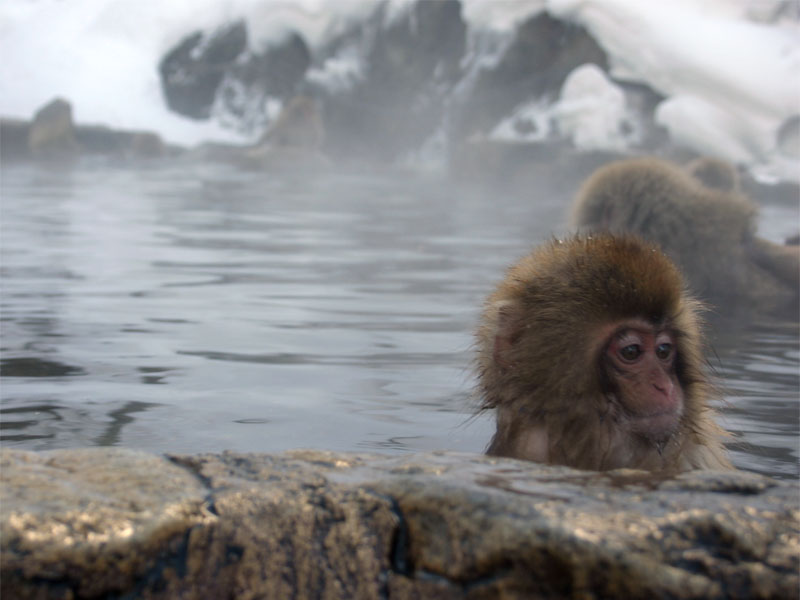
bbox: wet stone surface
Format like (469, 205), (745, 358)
(2, 448), (798, 599)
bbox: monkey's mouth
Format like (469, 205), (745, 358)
(629, 409), (681, 440)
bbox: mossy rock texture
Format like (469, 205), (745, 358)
(2, 448), (798, 599)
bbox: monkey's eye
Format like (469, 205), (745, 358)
(619, 344), (642, 361)
(656, 343), (673, 360)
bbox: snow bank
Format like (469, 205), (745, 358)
(0, 0), (383, 145)
(547, 0), (800, 180)
(1, 0), (796, 180)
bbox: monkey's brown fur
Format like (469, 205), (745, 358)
(260, 96), (325, 150)
(685, 156), (740, 192)
(571, 157), (798, 313)
(477, 234), (732, 472)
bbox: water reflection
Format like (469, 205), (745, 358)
(1, 357), (86, 377)
(137, 367), (172, 385)
(707, 318), (800, 479)
(0, 403), (61, 442)
(0, 399), (159, 448)
(0, 161), (797, 478)
(93, 401), (161, 446)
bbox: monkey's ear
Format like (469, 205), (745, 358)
(492, 301), (519, 370)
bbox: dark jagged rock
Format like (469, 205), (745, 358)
(2, 448), (797, 599)
(317, 0), (466, 162)
(158, 20), (311, 132)
(777, 114), (800, 159)
(453, 11), (608, 142)
(151, 4), (604, 165)
(254, 32), (311, 99)
(159, 21), (249, 120)
(220, 31), (311, 123)
(617, 81), (670, 149)
(145, 4), (798, 188)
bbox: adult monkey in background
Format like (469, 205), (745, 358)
(241, 96), (328, 170)
(476, 234), (733, 472)
(685, 156), (740, 193)
(259, 95), (325, 150)
(571, 157), (799, 313)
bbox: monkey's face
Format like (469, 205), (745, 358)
(601, 319), (684, 443)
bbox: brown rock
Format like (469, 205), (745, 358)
(28, 98), (80, 160)
(260, 96), (325, 151)
(2, 449), (798, 599)
(1, 448), (212, 598)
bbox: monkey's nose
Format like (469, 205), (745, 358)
(651, 370), (676, 403)
(653, 380), (673, 396)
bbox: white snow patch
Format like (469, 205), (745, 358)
(547, 0), (800, 179)
(556, 63), (635, 151)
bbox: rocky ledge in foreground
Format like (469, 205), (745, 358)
(1, 449), (797, 599)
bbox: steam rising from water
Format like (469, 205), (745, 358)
(1, 0), (797, 180)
